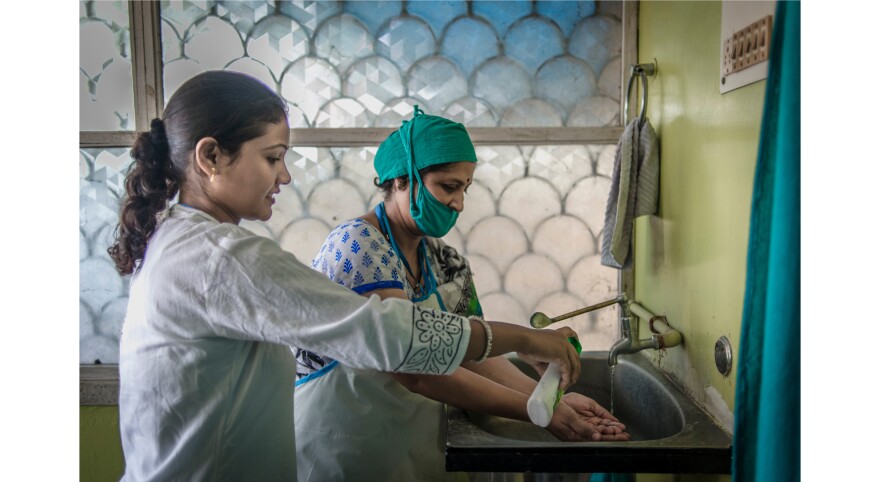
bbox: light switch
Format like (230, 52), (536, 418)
(723, 15), (772, 76)
(719, 0), (777, 94)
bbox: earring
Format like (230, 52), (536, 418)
(210, 167), (216, 182)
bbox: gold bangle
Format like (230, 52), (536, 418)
(473, 317), (493, 364)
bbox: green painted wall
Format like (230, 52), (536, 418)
(632, 1), (766, 481)
(81, 406), (124, 482)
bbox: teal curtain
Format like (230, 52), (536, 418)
(732, 1), (800, 481)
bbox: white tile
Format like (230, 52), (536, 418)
(280, 56), (342, 125)
(455, 181), (496, 236)
(307, 178), (367, 226)
(314, 98), (372, 128)
(247, 15), (311, 79)
(498, 177), (562, 239)
(240, 219), (276, 242)
(441, 226), (465, 253)
(500, 98), (564, 127)
(80, 230), (89, 262)
(313, 14), (374, 74)
(374, 97), (422, 127)
(566, 254), (619, 306)
(96, 298), (128, 338)
(226, 57), (277, 92)
(565, 176), (612, 238)
(465, 216), (528, 273)
(80, 302), (95, 340)
(480, 292), (527, 327)
(279, 217), (333, 264)
(532, 215), (596, 274)
(592, 145), (616, 178)
(466, 253), (502, 297)
(598, 56), (622, 101)
(529, 145), (592, 194)
(261, 184), (304, 238)
(79, 258), (124, 314)
(578, 324), (617, 352)
(504, 254), (564, 313)
(287, 146), (336, 200)
(567, 95), (619, 127)
(185, 16), (244, 71)
(163, 59), (207, 106)
(473, 146), (526, 198)
(80, 335), (120, 364)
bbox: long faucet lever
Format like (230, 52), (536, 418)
(530, 294), (627, 328)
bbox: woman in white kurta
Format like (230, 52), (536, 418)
(108, 72), (581, 482)
(293, 108), (628, 482)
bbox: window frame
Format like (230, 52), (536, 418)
(80, 0), (639, 405)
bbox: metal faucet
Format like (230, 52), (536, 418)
(529, 293), (682, 367)
(608, 300), (682, 366)
(608, 310), (659, 366)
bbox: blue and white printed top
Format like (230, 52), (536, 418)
(295, 218), (406, 380)
(295, 206), (483, 382)
(310, 219), (404, 295)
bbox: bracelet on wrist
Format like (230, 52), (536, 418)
(473, 317), (493, 364)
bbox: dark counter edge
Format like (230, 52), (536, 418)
(446, 445), (732, 474)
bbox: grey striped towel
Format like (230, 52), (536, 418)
(600, 118), (660, 269)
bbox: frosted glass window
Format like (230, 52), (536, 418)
(79, 0), (135, 131)
(159, 0), (622, 128)
(80, 148), (131, 364)
(79, 144), (619, 363)
(80, 1), (626, 364)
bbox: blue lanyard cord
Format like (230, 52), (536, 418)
(375, 203), (437, 294)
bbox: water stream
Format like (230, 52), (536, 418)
(609, 365), (616, 415)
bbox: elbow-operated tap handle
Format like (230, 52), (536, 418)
(530, 293), (628, 328)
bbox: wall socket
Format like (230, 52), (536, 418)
(719, 0), (776, 94)
(722, 15), (772, 76)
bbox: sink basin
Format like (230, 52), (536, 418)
(446, 352), (732, 474)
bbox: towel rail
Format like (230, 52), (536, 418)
(624, 61), (657, 128)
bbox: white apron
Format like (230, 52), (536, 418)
(294, 293), (455, 482)
(294, 208), (482, 482)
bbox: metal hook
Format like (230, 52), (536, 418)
(624, 60), (657, 128)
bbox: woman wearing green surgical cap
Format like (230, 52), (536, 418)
(292, 107), (629, 481)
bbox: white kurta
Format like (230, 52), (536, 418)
(119, 205), (471, 481)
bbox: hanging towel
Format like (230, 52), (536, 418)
(600, 118), (660, 269)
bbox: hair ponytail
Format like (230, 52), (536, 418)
(108, 118), (180, 275)
(107, 71), (288, 275)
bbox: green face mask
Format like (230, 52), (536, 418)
(410, 173), (459, 237)
(399, 107), (459, 237)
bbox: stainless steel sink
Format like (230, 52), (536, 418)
(446, 352), (732, 474)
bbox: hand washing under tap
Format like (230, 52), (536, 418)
(529, 294), (682, 366)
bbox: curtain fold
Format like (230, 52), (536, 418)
(732, 1), (800, 481)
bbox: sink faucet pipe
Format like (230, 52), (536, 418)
(608, 315), (661, 366)
(648, 315), (682, 349)
(627, 301), (683, 350)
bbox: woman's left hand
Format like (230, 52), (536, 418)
(546, 393), (631, 441)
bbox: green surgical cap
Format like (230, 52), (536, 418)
(374, 106), (477, 183)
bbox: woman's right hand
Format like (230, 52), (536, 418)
(514, 326), (581, 390)
(467, 320), (580, 389)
